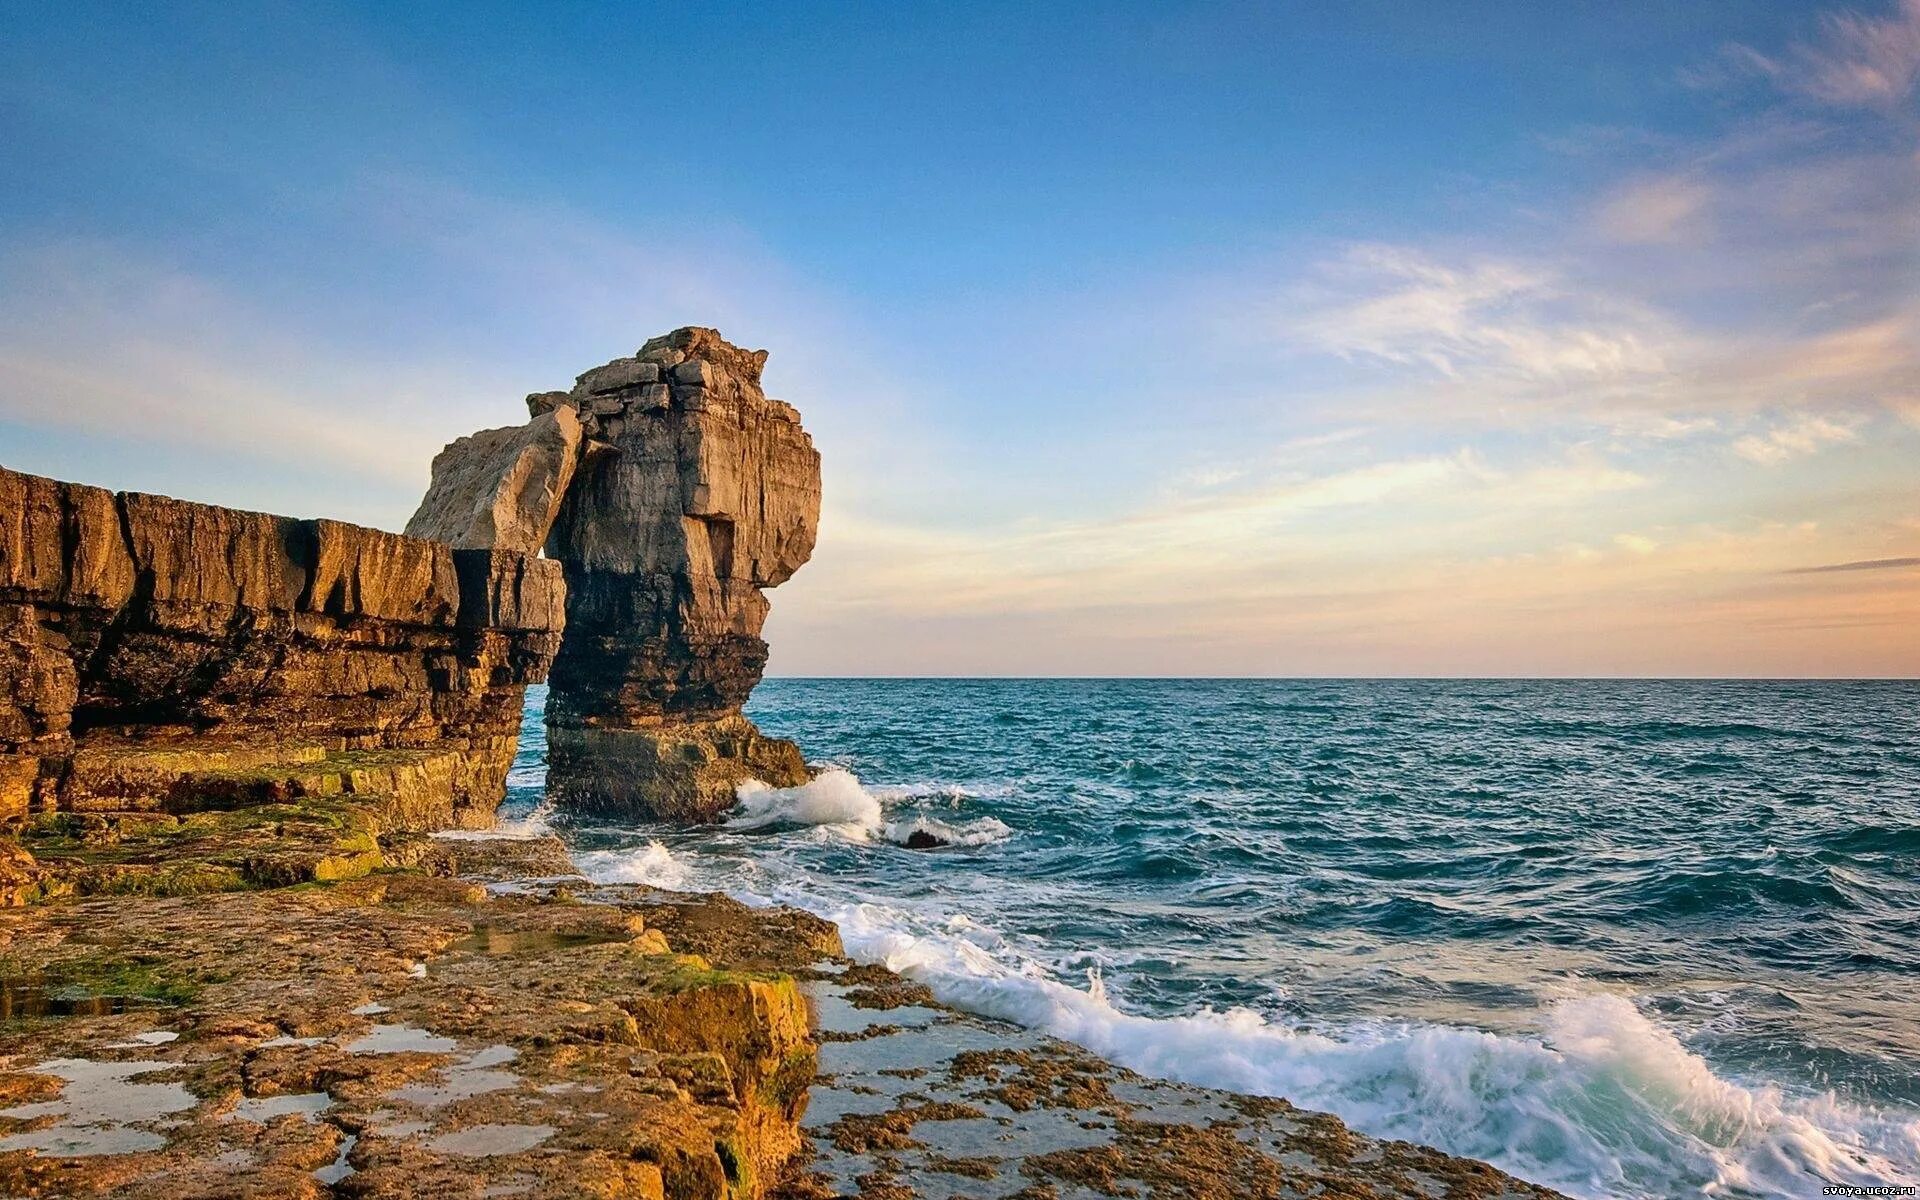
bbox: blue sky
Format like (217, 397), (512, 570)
(2, 1), (1916, 674)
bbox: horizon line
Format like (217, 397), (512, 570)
(753, 674), (1920, 682)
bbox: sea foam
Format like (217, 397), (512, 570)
(808, 891), (1920, 1200)
(571, 840), (691, 889)
(729, 768), (1013, 847)
(562, 736), (1920, 1200)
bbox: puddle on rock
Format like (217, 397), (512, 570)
(363, 1109), (434, 1138)
(314, 1131), (358, 1184)
(387, 1044), (520, 1108)
(344, 1023), (457, 1055)
(229, 1092), (332, 1123)
(428, 1123), (555, 1158)
(0, 1057), (195, 1157)
(449, 925), (629, 956)
(0, 977), (171, 1021)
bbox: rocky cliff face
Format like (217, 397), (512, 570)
(410, 327), (821, 821)
(404, 405), (587, 556)
(0, 465), (563, 833)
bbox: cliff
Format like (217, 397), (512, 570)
(410, 327), (821, 821)
(0, 467), (830, 1200)
(0, 465), (563, 858)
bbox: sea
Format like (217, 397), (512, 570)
(501, 678), (1920, 1199)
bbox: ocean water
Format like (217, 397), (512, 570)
(507, 679), (1920, 1199)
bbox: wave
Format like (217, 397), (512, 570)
(732, 768), (882, 833)
(812, 894), (1920, 1199)
(557, 734), (1920, 1200)
(729, 768), (1013, 848)
(571, 840), (691, 889)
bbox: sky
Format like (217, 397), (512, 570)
(1, 1), (1916, 677)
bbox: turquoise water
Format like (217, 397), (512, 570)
(512, 679), (1920, 1198)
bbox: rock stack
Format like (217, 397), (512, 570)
(409, 328), (821, 821)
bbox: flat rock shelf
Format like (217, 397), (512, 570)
(0, 815), (1564, 1199)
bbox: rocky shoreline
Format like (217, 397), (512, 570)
(0, 329), (1564, 1196)
(0, 804), (1565, 1199)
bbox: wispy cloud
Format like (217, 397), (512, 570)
(1595, 175), (1714, 244)
(0, 240), (454, 492)
(1696, 0), (1920, 111)
(1281, 244), (1675, 385)
(1784, 555), (1920, 573)
(1730, 412), (1861, 464)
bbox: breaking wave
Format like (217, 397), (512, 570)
(571, 840), (691, 889)
(729, 768), (1013, 848)
(811, 893), (1920, 1199)
(552, 678), (1920, 1199)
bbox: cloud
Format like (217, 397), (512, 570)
(0, 178), (948, 532)
(793, 442), (1659, 627)
(1708, 0), (1920, 111)
(0, 240), (455, 492)
(1784, 555), (1920, 573)
(1595, 175), (1714, 244)
(1730, 412), (1861, 464)
(1281, 244), (1676, 385)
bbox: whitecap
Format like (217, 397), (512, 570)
(793, 895), (1920, 1200)
(730, 768), (885, 837)
(728, 767), (1014, 849)
(573, 840), (693, 889)
(881, 814), (1014, 848)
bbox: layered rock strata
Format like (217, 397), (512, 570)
(0, 465), (564, 838)
(410, 328), (821, 821)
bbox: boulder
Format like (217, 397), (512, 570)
(405, 405), (584, 556)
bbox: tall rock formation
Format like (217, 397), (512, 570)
(407, 327), (820, 822)
(0, 466), (564, 829)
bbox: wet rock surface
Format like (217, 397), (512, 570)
(775, 977), (1567, 1200)
(0, 797), (1564, 1199)
(0, 856), (827, 1197)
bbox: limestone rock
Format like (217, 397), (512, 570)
(405, 406), (584, 556)
(0, 464), (565, 829)
(539, 328), (821, 821)
(407, 326), (821, 822)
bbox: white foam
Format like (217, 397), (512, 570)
(572, 840), (692, 889)
(881, 814), (1014, 847)
(556, 757), (1920, 1195)
(804, 896), (1920, 1200)
(727, 768), (1014, 848)
(732, 768), (884, 836)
